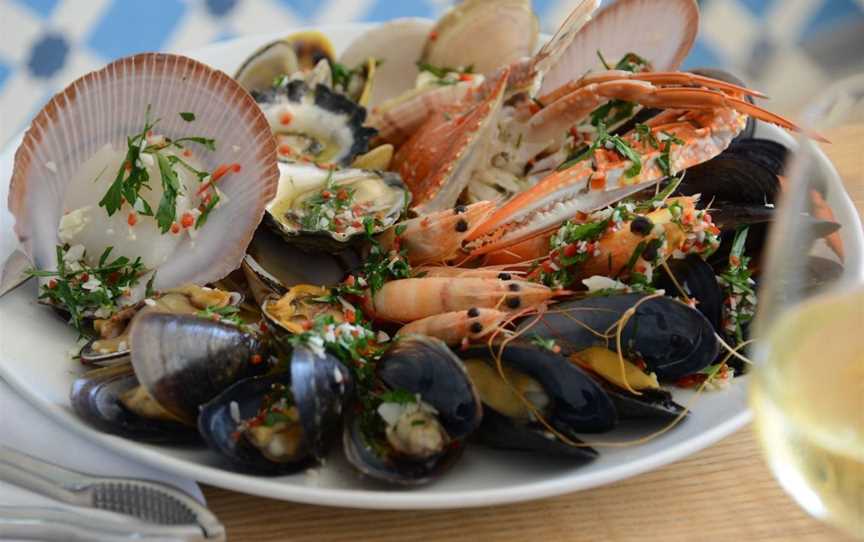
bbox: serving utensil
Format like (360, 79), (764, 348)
(0, 446), (225, 541)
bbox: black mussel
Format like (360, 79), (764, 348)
(602, 386), (685, 421)
(690, 68), (756, 142)
(459, 342), (614, 460)
(570, 346), (687, 422)
(725, 138), (788, 176)
(706, 207), (841, 272)
(519, 293), (719, 380)
(130, 313), (267, 425)
(655, 255), (723, 331)
(677, 157), (780, 206)
(79, 286), (244, 366)
(343, 336), (481, 486)
(198, 347), (352, 475)
(473, 410), (598, 463)
(71, 364), (196, 443)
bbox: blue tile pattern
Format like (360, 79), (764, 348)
(26, 33), (68, 78)
(14, 0), (59, 18)
(86, 0), (186, 60)
(0, 0), (862, 147)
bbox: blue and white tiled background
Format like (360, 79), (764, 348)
(1, 0), (862, 146)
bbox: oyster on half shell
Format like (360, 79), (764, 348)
(266, 164), (410, 251)
(253, 80), (377, 167)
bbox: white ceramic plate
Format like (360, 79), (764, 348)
(1, 24), (863, 510)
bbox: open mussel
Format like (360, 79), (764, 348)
(460, 342), (615, 461)
(198, 346), (352, 475)
(519, 293), (719, 380)
(79, 285), (242, 366)
(266, 164), (410, 252)
(570, 347), (685, 421)
(655, 254), (723, 331)
(71, 363), (196, 443)
(344, 335), (482, 486)
(235, 32), (336, 93)
(130, 313), (267, 425)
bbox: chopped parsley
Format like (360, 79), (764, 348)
(530, 335), (559, 353)
(98, 107), (218, 232)
(379, 388), (417, 405)
(196, 304), (244, 327)
(416, 61), (474, 85)
(718, 226), (756, 344)
(558, 122), (642, 177)
(27, 245), (145, 336)
(296, 171), (358, 232)
(538, 218), (610, 287)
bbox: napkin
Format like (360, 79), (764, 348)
(0, 376), (204, 506)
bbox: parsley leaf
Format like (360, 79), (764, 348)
(155, 152), (181, 233)
(379, 389), (416, 405)
(179, 112), (195, 122)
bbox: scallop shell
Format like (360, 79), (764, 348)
(8, 53), (278, 290)
(338, 18), (430, 109)
(421, 0), (538, 75)
(539, 0), (699, 96)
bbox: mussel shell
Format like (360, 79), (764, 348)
(460, 342), (616, 434)
(472, 409), (598, 461)
(677, 157), (780, 206)
(290, 346), (354, 459)
(343, 336), (481, 486)
(78, 343), (131, 366)
(342, 412), (464, 486)
(71, 364), (196, 442)
(655, 255), (723, 332)
(519, 294), (719, 380)
(197, 373), (315, 475)
(600, 386), (685, 421)
(725, 138), (788, 177)
(377, 335), (483, 440)
(130, 313), (266, 425)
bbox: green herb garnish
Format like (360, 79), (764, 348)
(28, 245), (145, 336)
(179, 112), (195, 122)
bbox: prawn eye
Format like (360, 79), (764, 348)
(467, 307), (480, 318)
(455, 219), (468, 232)
(506, 296), (521, 309)
(508, 283), (520, 292)
(497, 272), (512, 280)
(470, 322), (483, 334)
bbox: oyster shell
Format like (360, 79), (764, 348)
(254, 80), (377, 167)
(266, 163), (410, 251)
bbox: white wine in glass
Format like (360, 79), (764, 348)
(751, 75), (864, 539)
(751, 289), (863, 538)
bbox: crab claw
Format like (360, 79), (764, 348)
(393, 68), (510, 214)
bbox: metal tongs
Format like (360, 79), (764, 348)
(0, 446), (225, 541)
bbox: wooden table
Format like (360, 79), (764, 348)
(203, 125), (864, 542)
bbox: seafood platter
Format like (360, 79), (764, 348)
(1, 0), (861, 508)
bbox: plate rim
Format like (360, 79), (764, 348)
(1, 24), (862, 510)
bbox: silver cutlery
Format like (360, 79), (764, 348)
(0, 446), (225, 541)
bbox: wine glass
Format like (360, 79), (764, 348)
(750, 74), (864, 539)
